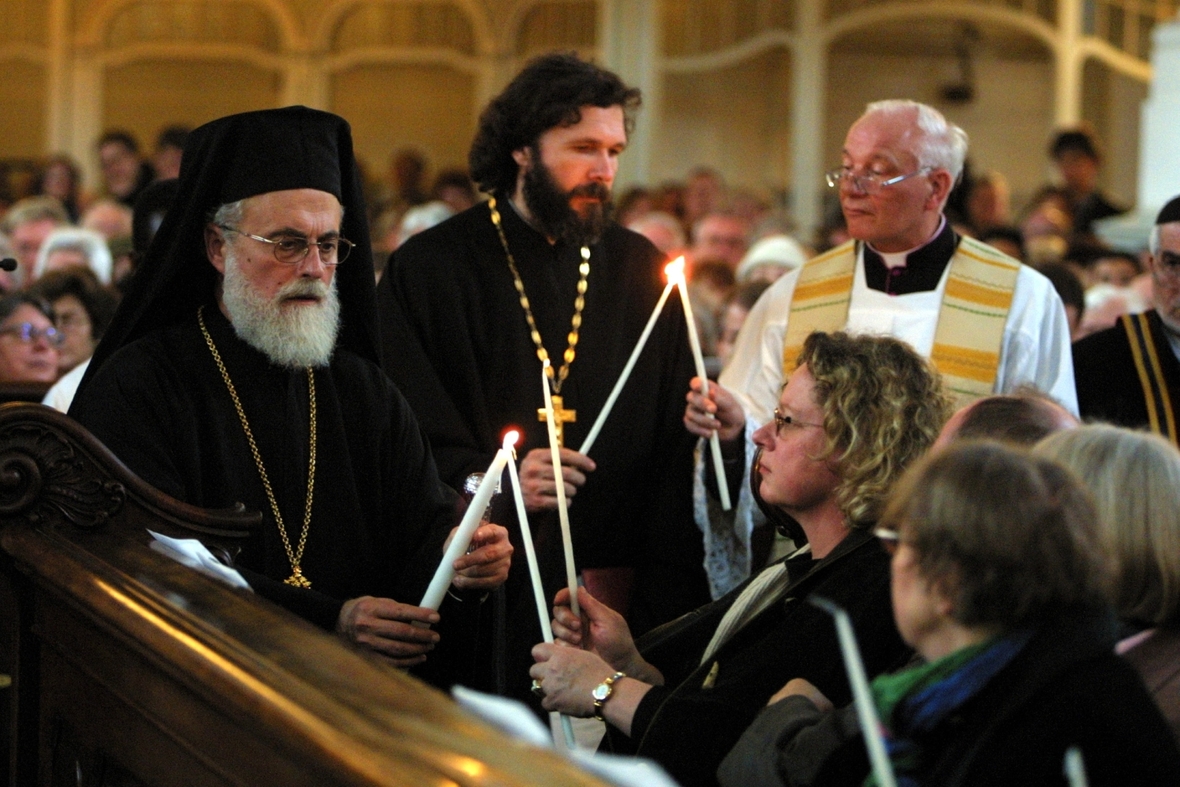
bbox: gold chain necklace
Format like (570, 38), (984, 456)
(198, 306), (317, 589)
(488, 195), (590, 395)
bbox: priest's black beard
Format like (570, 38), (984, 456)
(521, 150), (613, 247)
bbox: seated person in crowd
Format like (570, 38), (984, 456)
(529, 332), (948, 787)
(1036, 425), (1180, 744)
(33, 227), (114, 285)
(0, 294), (61, 385)
(29, 269), (120, 410)
(720, 441), (1180, 787)
(933, 387), (1078, 449)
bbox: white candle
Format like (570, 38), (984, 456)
(506, 435), (552, 643)
(505, 443), (576, 749)
(671, 264), (732, 511)
(811, 597), (897, 787)
(419, 433), (513, 611)
(579, 266), (679, 456)
(542, 360), (581, 618)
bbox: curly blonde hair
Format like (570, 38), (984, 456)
(796, 331), (950, 527)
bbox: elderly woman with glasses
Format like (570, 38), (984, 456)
(529, 332), (948, 787)
(0, 293), (61, 384)
(720, 441), (1180, 787)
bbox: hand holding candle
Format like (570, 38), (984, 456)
(669, 260), (733, 511)
(420, 432), (514, 611)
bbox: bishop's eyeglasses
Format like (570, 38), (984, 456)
(218, 225), (354, 266)
(825, 166), (933, 195)
(0, 322), (64, 347)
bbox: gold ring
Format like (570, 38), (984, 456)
(531, 679), (544, 698)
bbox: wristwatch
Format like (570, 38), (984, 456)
(591, 672), (626, 721)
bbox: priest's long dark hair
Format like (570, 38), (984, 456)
(468, 52), (641, 196)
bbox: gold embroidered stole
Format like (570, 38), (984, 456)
(781, 237), (1021, 408)
(1121, 312), (1180, 445)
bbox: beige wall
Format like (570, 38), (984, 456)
(103, 60), (282, 156)
(654, 47), (792, 192)
(0, 61), (46, 159)
(331, 63), (477, 187)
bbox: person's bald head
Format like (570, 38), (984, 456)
(934, 391), (1078, 450)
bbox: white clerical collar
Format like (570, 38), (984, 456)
(868, 216), (947, 270)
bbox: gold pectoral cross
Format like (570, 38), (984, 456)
(284, 567), (312, 589)
(538, 395), (576, 448)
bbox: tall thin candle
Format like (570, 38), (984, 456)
(811, 597), (897, 787)
(542, 360), (581, 617)
(505, 440), (577, 748)
(579, 260), (680, 455)
(419, 433), (513, 611)
(670, 265), (732, 511)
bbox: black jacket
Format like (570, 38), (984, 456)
(719, 608), (1180, 787)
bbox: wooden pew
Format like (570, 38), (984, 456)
(0, 403), (607, 787)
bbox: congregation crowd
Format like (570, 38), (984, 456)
(3, 50), (1180, 786)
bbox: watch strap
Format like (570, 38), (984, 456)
(592, 672), (626, 722)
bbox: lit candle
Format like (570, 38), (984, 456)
(579, 259), (680, 456)
(505, 440), (577, 748)
(670, 263), (732, 511)
(419, 432), (514, 611)
(811, 597), (897, 787)
(542, 360), (581, 617)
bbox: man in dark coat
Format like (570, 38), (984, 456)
(70, 106), (511, 678)
(1074, 195), (1180, 446)
(379, 54), (709, 697)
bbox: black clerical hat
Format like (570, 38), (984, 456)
(1157, 196), (1180, 226)
(77, 107), (380, 396)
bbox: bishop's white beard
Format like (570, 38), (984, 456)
(221, 247), (341, 369)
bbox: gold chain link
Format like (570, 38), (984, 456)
(488, 196), (589, 395)
(198, 306), (317, 589)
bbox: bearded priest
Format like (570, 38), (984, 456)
(70, 106), (512, 685)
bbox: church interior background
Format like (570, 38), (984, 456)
(0, 0), (1175, 237)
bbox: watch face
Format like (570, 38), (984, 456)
(592, 684), (610, 701)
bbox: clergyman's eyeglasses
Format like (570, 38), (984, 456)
(824, 166), (933, 195)
(218, 225), (354, 266)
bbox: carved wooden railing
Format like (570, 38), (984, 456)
(0, 403), (606, 787)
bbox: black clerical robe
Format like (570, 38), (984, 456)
(70, 305), (460, 632)
(379, 197), (708, 635)
(1074, 309), (1180, 445)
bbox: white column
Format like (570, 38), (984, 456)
(597, 0), (660, 190)
(1137, 18), (1180, 210)
(283, 54), (329, 109)
(45, 0), (72, 153)
(71, 50), (104, 192)
(790, 0), (826, 239)
(1095, 14), (1180, 250)
(1054, 0), (1083, 126)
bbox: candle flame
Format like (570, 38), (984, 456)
(502, 430), (519, 449)
(665, 256), (686, 283)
